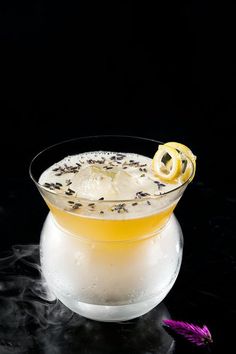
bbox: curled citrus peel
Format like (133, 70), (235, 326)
(152, 142), (196, 183)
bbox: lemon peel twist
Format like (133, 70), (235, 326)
(152, 142), (196, 183)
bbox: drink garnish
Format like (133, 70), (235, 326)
(164, 142), (196, 182)
(152, 142), (196, 183)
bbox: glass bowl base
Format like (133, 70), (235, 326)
(53, 287), (173, 322)
(40, 213), (183, 322)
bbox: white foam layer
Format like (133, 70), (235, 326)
(39, 151), (181, 199)
(38, 151), (183, 218)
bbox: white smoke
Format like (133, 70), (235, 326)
(0, 244), (174, 354)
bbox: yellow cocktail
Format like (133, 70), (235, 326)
(30, 136), (195, 321)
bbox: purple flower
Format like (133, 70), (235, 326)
(163, 319), (213, 347)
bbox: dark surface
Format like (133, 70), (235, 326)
(0, 1), (236, 353)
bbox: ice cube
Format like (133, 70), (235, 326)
(70, 166), (117, 200)
(114, 170), (157, 199)
(113, 171), (141, 199)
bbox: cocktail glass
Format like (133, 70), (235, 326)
(30, 136), (193, 322)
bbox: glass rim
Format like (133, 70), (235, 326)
(29, 135), (194, 203)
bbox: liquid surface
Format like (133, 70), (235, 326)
(39, 152), (180, 209)
(38, 151), (182, 236)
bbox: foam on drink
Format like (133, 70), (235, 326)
(39, 151), (182, 222)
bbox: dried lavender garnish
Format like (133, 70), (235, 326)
(135, 191), (150, 199)
(72, 203), (82, 210)
(66, 179), (72, 186)
(53, 163), (81, 176)
(154, 181), (166, 189)
(68, 188), (75, 193)
(43, 182), (61, 190)
(163, 319), (213, 347)
(65, 188), (75, 196)
(111, 203), (128, 213)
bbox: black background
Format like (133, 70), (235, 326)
(0, 1), (236, 353)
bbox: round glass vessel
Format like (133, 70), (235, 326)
(30, 136), (191, 322)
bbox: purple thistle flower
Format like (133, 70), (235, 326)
(163, 319), (213, 347)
